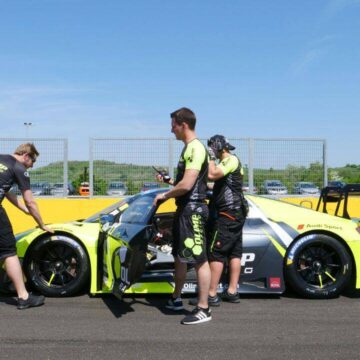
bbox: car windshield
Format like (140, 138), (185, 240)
(84, 191), (162, 224)
(84, 199), (129, 223)
(109, 183), (125, 189)
(119, 194), (155, 224)
(268, 181), (282, 187)
(301, 183), (315, 188)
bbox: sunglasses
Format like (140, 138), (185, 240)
(28, 154), (37, 163)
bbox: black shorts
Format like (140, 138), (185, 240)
(0, 207), (16, 260)
(172, 203), (209, 264)
(208, 211), (245, 263)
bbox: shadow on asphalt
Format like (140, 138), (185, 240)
(100, 293), (193, 318)
(0, 294), (17, 306)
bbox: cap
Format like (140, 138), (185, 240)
(207, 135), (236, 152)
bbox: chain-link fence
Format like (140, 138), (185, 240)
(0, 137), (326, 197)
(90, 137), (326, 196)
(0, 138), (68, 197)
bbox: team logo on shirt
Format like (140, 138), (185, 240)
(24, 171), (30, 177)
(0, 163), (8, 173)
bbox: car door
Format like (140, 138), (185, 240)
(102, 193), (160, 299)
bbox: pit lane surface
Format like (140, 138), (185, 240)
(1, 292), (360, 360)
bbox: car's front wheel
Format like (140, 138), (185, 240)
(24, 235), (90, 297)
(285, 234), (352, 299)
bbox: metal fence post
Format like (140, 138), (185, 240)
(89, 138), (94, 197)
(63, 139), (68, 196)
(169, 138), (174, 179)
(323, 140), (328, 187)
(248, 138), (254, 193)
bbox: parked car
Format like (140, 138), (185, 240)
(106, 181), (128, 196)
(328, 181), (346, 188)
(293, 182), (320, 195)
(52, 182), (76, 196)
(30, 182), (53, 196)
(262, 180), (288, 195)
(242, 183), (258, 194)
(141, 182), (160, 192)
(4, 188), (360, 300)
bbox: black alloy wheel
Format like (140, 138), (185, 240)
(285, 234), (352, 299)
(24, 235), (90, 297)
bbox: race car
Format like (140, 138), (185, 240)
(2, 188), (360, 299)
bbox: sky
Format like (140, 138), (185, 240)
(0, 0), (359, 166)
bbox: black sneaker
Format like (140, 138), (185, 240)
(17, 293), (45, 310)
(181, 306), (212, 325)
(188, 294), (221, 307)
(165, 296), (184, 311)
(222, 290), (240, 303)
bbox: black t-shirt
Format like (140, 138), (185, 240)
(174, 139), (208, 207)
(212, 154), (244, 213)
(0, 154), (30, 204)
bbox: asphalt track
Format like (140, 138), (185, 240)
(1, 291), (360, 360)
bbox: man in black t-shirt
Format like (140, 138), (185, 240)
(154, 108), (212, 325)
(206, 135), (247, 304)
(0, 143), (53, 309)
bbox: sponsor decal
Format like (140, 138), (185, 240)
(297, 224), (304, 230)
(183, 282), (197, 290)
(241, 253), (256, 274)
(302, 224), (343, 231)
(269, 277), (281, 288)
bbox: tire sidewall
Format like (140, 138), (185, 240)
(285, 234), (352, 299)
(25, 235), (89, 297)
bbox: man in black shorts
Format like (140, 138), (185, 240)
(206, 135), (247, 304)
(0, 143), (53, 309)
(154, 107), (211, 325)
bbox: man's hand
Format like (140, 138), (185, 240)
(207, 146), (216, 161)
(153, 193), (166, 206)
(40, 225), (54, 234)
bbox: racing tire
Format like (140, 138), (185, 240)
(285, 234), (352, 299)
(24, 235), (90, 297)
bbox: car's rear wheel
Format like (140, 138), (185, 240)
(285, 234), (352, 299)
(24, 235), (90, 297)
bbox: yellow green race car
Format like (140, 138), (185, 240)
(3, 186), (360, 299)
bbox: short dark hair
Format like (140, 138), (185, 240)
(170, 107), (196, 130)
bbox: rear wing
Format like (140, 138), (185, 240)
(316, 184), (360, 219)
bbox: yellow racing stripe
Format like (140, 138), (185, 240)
(261, 228), (286, 257)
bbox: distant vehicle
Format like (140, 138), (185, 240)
(79, 182), (90, 196)
(141, 182), (160, 192)
(31, 182), (53, 196)
(293, 182), (320, 195)
(52, 182), (76, 196)
(106, 181), (128, 196)
(328, 181), (346, 188)
(242, 183), (258, 194)
(262, 180), (288, 195)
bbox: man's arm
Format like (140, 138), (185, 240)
(5, 192), (29, 214)
(208, 159), (225, 181)
(153, 169), (199, 204)
(21, 189), (54, 233)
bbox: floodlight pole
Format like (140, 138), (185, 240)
(24, 122), (33, 138)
